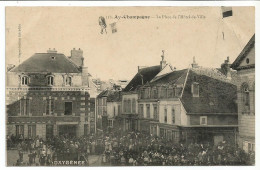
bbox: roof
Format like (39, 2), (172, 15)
(124, 65), (161, 91)
(97, 89), (122, 102)
(231, 34), (255, 70)
(181, 68), (237, 114)
(149, 69), (188, 86)
(10, 53), (80, 73)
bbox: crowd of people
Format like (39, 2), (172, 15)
(7, 131), (255, 166)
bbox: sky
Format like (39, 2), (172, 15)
(5, 7), (255, 81)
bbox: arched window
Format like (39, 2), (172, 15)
(21, 76), (29, 85)
(47, 76), (54, 86)
(241, 83), (250, 112)
(65, 76), (72, 86)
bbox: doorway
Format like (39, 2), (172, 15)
(58, 125), (77, 137)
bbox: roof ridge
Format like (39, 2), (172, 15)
(180, 68), (190, 98)
(62, 54), (81, 72)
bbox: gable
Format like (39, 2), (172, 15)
(150, 64), (174, 82)
(231, 34), (255, 70)
(237, 45), (255, 68)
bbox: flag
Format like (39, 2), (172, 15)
(98, 16), (107, 34)
(110, 22), (117, 33)
(221, 7), (233, 18)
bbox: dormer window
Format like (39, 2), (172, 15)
(191, 82), (199, 97)
(47, 76), (54, 86)
(66, 76), (72, 86)
(21, 76), (29, 86)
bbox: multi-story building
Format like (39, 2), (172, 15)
(6, 48), (98, 139)
(122, 51), (238, 145)
(231, 34), (255, 153)
(121, 51), (174, 133)
(106, 91), (122, 130)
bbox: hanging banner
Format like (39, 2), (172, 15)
(110, 22), (117, 33)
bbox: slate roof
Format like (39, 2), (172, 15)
(231, 34), (255, 70)
(141, 66), (237, 114)
(97, 89), (122, 102)
(149, 69), (188, 86)
(181, 68), (237, 114)
(10, 53), (80, 73)
(124, 65), (161, 92)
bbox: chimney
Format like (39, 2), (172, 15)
(221, 56), (231, 80)
(47, 48), (57, 53)
(82, 66), (89, 87)
(191, 56), (199, 68)
(70, 48), (84, 67)
(160, 50), (167, 70)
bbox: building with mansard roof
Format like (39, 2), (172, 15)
(121, 51), (238, 145)
(6, 48), (98, 139)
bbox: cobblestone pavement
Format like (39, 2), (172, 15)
(6, 150), (102, 166)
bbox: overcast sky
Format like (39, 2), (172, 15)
(6, 7), (255, 81)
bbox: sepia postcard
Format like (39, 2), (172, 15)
(5, 6), (255, 166)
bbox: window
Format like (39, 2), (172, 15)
(192, 82), (199, 97)
(146, 104), (150, 118)
(118, 105), (121, 115)
(140, 89), (145, 99)
(21, 76), (29, 85)
(65, 76), (72, 86)
(64, 102), (72, 115)
(243, 141), (255, 153)
(124, 100), (127, 113)
(47, 76), (54, 86)
(241, 83), (250, 112)
(172, 108), (175, 124)
(28, 125), (36, 139)
(20, 98), (30, 116)
(164, 108), (167, 123)
(108, 120), (113, 127)
(113, 106), (116, 117)
(200, 116), (207, 125)
(145, 88), (150, 99)
(167, 88), (174, 98)
(153, 104), (158, 120)
(128, 99), (131, 113)
(139, 104), (144, 118)
(102, 97), (107, 106)
(161, 87), (167, 98)
(46, 99), (54, 115)
(152, 88), (158, 99)
(132, 99), (136, 113)
(246, 58), (250, 64)
(103, 107), (107, 115)
(16, 125), (24, 137)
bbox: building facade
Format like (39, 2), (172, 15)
(121, 52), (238, 145)
(6, 48), (97, 140)
(231, 34), (255, 153)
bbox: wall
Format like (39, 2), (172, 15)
(189, 115), (238, 125)
(158, 99), (182, 125)
(122, 93), (138, 114)
(6, 72), (83, 87)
